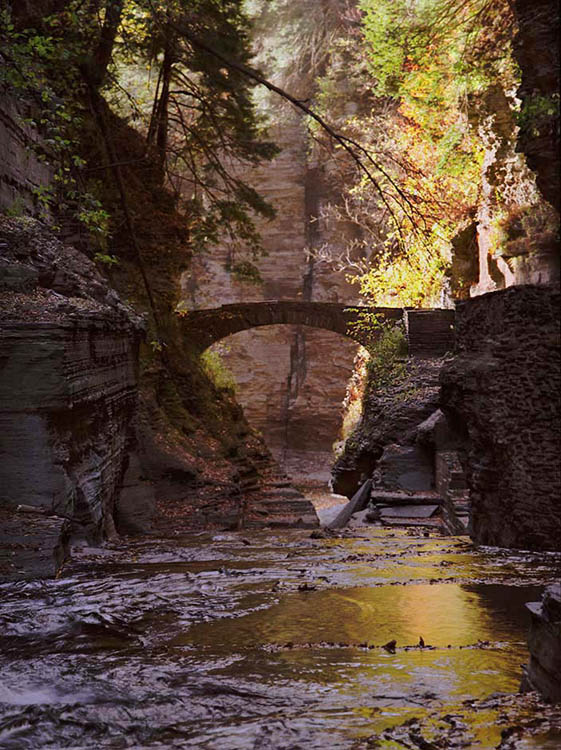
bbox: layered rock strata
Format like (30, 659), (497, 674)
(0, 508), (69, 581)
(183, 114), (361, 480)
(0, 217), (145, 544)
(440, 285), (560, 551)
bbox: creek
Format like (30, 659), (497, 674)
(1, 519), (560, 749)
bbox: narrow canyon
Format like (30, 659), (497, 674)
(0, 0), (559, 747)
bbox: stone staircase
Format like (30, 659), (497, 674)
(329, 448), (471, 534)
(365, 450), (471, 533)
(246, 481), (319, 529)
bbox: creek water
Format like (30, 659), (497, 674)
(1, 524), (560, 749)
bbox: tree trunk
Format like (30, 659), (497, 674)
(82, 0), (124, 90)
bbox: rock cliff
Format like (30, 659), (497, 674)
(0, 87), (285, 571)
(512, 0), (560, 212)
(331, 358), (443, 499)
(184, 112), (361, 480)
(0, 217), (143, 544)
(446, 0), (560, 299)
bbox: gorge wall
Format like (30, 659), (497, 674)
(332, 0), (559, 553)
(0, 94), (277, 565)
(0, 216), (143, 544)
(439, 0), (560, 550)
(183, 108), (361, 480)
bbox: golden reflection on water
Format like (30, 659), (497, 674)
(180, 598), (531, 747)
(181, 582), (528, 651)
(165, 528), (556, 747)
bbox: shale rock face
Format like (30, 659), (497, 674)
(183, 115), (361, 479)
(331, 359), (442, 498)
(0, 217), (146, 540)
(512, 0), (560, 212)
(440, 285), (560, 551)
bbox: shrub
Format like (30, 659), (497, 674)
(200, 347), (238, 394)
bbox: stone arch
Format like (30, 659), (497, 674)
(181, 301), (404, 353)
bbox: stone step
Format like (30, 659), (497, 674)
(383, 517), (443, 528)
(248, 496), (316, 511)
(264, 488), (305, 498)
(245, 514), (318, 530)
(379, 504), (440, 519)
(257, 497), (318, 517)
(370, 490), (441, 506)
(260, 496), (309, 506)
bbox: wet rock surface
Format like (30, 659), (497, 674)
(332, 358), (443, 499)
(0, 507), (69, 581)
(1, 525), (560, 748)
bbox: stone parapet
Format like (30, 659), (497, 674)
(405, 309), (456, 358)
(183, 301), (455, 358)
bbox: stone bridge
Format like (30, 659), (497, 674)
(181, 301), (455, 358)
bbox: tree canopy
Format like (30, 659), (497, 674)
(1, 0), (278, 255)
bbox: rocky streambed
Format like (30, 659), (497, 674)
(1, 521), (560, 749)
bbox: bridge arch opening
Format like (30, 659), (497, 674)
(200, 323), (362, 482)
(183, 303), (454, 480)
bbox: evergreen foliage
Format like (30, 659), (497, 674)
(0, 0), (278, 255)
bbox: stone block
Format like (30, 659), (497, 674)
(416, 409), (460, 451)
(326, 479), (371, 529)
(376, 444), (434, 492)
(523, 585), (561, 702)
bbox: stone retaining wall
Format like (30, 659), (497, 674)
(441, 285), (560, 550)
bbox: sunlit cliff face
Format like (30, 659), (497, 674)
(182, 114), (361, 479)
